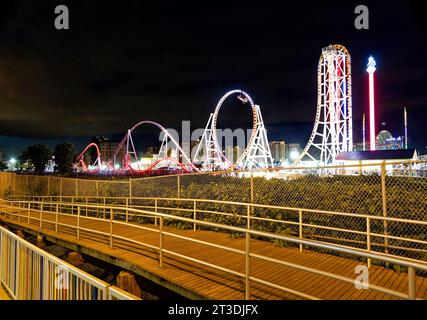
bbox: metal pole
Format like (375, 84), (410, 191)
(110, 208), (113, 248)
(96, 180), (99, 198)
(159, 216), (164, 268)
(366, 217), (371, 268)
(55, 204), (59, 233)
(408, 266), (416, 300)
(47, 176), (51, 197)
(193, 200), (197, 231)
(126, 198), (129, 223)
(77, 206), (80, 239)
(177, 175), (180, 198)
(155, 198), (158, 227)
(27, 202), (30, 224)
(40, 203), (43, 228)
(59, 178), (63, 202)
(381, 162), (389, 255)
(250, 172), (254, 203)
(103, 198), (106, 219)
(299, 210), (303, 252)
(245, 204), (251, 300)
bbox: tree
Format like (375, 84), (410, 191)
(53, 142), (75, 174)
(0, 161), (7, 171)
(21, 144), (52, 174)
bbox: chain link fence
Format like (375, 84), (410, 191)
(1, 160), (426, 262)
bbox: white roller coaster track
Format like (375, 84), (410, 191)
(294, 44), (353, 165)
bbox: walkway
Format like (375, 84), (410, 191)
(1, 204), (427, 300)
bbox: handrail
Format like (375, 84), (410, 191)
(10, 194), (427, 224)
(8, 195), (427, 263)
(0, 225), (140, 300)
(1, 198), (426, 300)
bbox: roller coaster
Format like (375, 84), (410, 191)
(76, 89), (274, 175)
(76, 44), (354, 175)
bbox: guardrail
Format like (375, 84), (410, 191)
(1, 198), (427, 300)
(0, 224), (140, 300)
(9, 195), (427, 265)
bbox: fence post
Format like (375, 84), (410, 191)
(96, 180), (99, 198)
(77, 206), (80, 239)
(408, 266), (416, 300)
(159, 216), (164, 268)
(177, 175), (181, 198)
(13, 173), (16, 196)
(47, 176), (51, 197)
(75, 179), (78, 198)
(59, 178), (63, 202)
(27, 202), (30, 224)
(85, 197), (88, 216)
(366, 217), (371, 268)
(40, 203), (43, 228)
(299, 210), (303, 252)
(193, 200), (197, 231)
(155, 198), (158, 227)
(55, 204), (59, 233)
(381, 162), (389, 255)
(103, 197), (106, 219)
(250, 172), (254, 203)
(245, 204), (251, 300)
(110, 208), (113, 248)
(126, 198), (129, 223)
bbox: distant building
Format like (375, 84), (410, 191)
(91, 136), (124, 165)
(145, 146), (156, 158)
(269, 141), (286, 164)
(224, 145), (243, 163)
(225, 146), (234, 162)
(336, 149), (418, 166)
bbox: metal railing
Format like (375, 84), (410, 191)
(1, 199), (427, 300)
(3, 159), (426, 261)
(9, 194), (427, 265)
(0, 224), (140, 300)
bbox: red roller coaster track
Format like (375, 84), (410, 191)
(77, 120), (199, 174)
(76, 142), (101, 172)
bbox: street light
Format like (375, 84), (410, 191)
(8, 158), (17, 171)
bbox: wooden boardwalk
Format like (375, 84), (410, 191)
(1, 207), (427, 300)
(0, 285), (11, 300)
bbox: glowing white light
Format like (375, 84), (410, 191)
(9, 158), (16, 164)
(366, 56), (376, 73)
(114, 164), (120, 170)
(290, 151), (300, 161)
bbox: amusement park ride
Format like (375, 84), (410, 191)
(76, 44), (356, 175)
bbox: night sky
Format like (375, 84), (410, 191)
(0, 0), (426, 158)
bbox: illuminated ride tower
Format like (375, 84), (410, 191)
(367, 56), (376, 151)
(294, 44), (353, 165)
